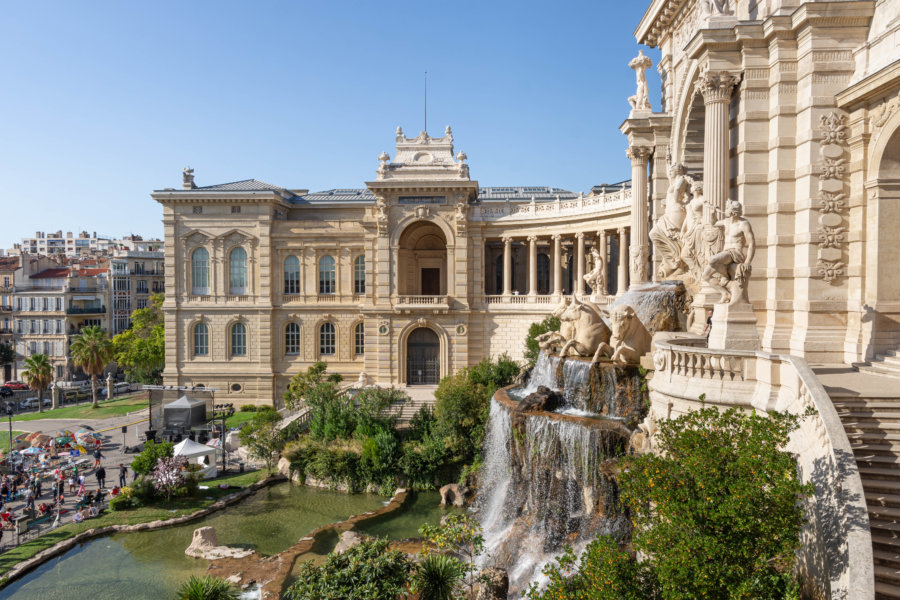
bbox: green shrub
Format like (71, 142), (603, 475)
(177, 575), (240, 600)
(258, 405), (277, 413)
(129, 476), (157, 502)
(284, 361), (329, 409)
(130, 440), (173, 476)
(407, 405), (436, 442)
(527, 536), (657, 600)
(524, 315), (560, 367)
(238, 409), (283, 473)
(432, 374), (490, 461)
(286, 538), (413, 600)
(620, 407), (810, 599)
(400, 436), (452, 490)
(108, 493), (137, 511)
(414, 553), (464, 600)
(466, 353), (520, 395)
(240, 404), (258, 412)
(360, 429), (401, 487)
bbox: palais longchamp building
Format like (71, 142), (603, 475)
(154, 0), (900, 403)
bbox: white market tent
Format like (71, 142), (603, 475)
(173, 438), (218, 479)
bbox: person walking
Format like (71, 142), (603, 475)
(118, 464), (127, 488)
(96, 466), (106, 490)
(92, 448), (104, 469)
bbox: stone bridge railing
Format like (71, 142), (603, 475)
(649, 337), (874, 600)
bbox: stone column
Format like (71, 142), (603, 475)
(626, 146), (653, 287)
(575, 233), (585, 296)
(527, 235), (538, 296)
(697, 69), (741, 220)
(552, 234), (562, 297)
(617, 227), (628, 296)
(502, 236), (512, 297)
(597, 230), (608, 296)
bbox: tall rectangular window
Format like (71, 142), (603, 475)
(229, 247), (248, 295)
(319, 322), (335, 356)
(284, 256), (300, 295)
(231, 322), (247, 356)
(354, 322), (365, 356)
(191, 248), (209, 295)
(318, 255), (335, 295)
(354, 255), (365, 295)
(285, 323), (300, 355)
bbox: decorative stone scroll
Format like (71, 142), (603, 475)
(816, 112), (848, 284)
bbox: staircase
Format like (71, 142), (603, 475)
(858, 349), (900, 378)
(818, 367), (900, 598)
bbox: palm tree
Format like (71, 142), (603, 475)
(22, 354), (53, 414)
(69, 325), (114, 409)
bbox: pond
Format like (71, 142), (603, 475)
(0, 483), (392, 600)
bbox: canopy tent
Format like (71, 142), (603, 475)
(173, 437), (218, 479)
(162, 396), (207, 430)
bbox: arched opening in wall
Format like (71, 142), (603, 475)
(406, 327), (440, 385)
(869, 124), (900, 356)
(397, 222), (447, 296)
(681, 91), (705, 175)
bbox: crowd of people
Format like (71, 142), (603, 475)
(0, 435), (134, 547)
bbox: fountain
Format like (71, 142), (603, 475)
(477, 352), (649, 596)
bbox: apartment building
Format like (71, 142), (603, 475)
(110, 250), (165, 334)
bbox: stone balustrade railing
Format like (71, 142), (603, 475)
(650, 337), (874, 600)
(395, 295), (449, 306)
(470, 189), (631, 222)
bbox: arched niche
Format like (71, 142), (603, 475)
(396, 221), (448, 296)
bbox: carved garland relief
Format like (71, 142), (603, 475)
(815, 112), (848, 284)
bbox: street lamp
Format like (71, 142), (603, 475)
(6, 403), (12, 456)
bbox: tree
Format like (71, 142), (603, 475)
(130, 440), (174, 476)
(524, 315), (560, 367)
(21, 354), (53, 413)
(0, 343), (15, 375)
(619, 407), (811, 599)
(283, 361), (328, 410)
(419, 514), (485, 600)
(177, 575), (240, 600)
(286, 538), (413, 600)
(69, 325), (114, 408)
(112, 293), (164, 384)
(151, 455), (188, 501)
(238, 409), (283, 473)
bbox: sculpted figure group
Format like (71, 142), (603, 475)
(535, 295), (651, 365)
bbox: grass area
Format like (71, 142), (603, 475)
(0, 468), (268, 576)
(11, 394), (148, 423)
(224, 411), (257, 429)
(0, 431), (24, 451)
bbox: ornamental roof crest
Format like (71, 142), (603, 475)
(375, 125), (470, 181)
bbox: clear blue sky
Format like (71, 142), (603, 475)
(0, 1), (660, 250)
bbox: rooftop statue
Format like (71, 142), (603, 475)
(182, 167), (196, 190)
(701, 0), (732, 16)
(628, 50), (653, 113)
(702, 200), (755, 305)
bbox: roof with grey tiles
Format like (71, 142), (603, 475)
(196, 179), (286, 191)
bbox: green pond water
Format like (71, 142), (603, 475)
(0, 483), (425, 600)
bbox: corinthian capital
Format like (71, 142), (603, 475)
(501, 236), (512, 245)
(625, 145), (653, 164)
(697, 69), (741, 104)
(527, 235), (538, 243)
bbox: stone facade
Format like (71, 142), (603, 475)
(155, 129), (633, 405)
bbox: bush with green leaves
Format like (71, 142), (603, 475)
(524, 315), (561, 367)
(177, 575), (240, 600)
(130, 440), (174, 476)
(285, 537), (413, 600)
(413, 553), (465, 600)
(238, 409), (283, 472)
(530, 406), (810, 600)
(419, 514), (485, 600)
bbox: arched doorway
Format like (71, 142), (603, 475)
(406, 327), (440, 385)
(397, 222), (447, 296)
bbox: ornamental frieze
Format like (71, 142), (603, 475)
(815, 112), (848, 284)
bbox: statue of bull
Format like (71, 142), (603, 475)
(597, 304), (652, 365)
(557, 296), (612, 364)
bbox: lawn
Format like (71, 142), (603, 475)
(0, 431), (24, 452)
(11, 394), (149, 423)
(224, 411), (257, 429)
(0, 468), (268, 577)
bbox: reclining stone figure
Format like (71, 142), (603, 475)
(597, 304), (652, 365)
(557, 296), (612, 364)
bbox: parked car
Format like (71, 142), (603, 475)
(3, 381), (28, 391)
(0, 386), (12, 398)
(19, 396), (52, 410)
(100, 382), (132, 398)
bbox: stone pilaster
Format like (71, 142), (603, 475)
(625, 145), (653, 286)
(552, 234), (562, 298)
(527, 235), (538, 296)
(502, 236), (512, 297)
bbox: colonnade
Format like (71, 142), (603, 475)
(489, 227), (630, 298)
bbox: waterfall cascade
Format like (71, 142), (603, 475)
(476, 351), (648, 596)
(610, 281), (688, 333)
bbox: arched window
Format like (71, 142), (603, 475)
(319, 322), (335, 356)
(231, 322), (247, 357)
(319, 255), (335, 295)
(191, 248), (209, 295)
(284, 256), (300, 295)
(285, 322), (300, 355)
(354, 322), (365, 356)
(193, 322), (208, 356)
(353, 255), (365, 295)
(229, 247), (248, 295)
(537, 253), (550, 295)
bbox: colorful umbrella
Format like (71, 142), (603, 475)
(20, 447), (42, 455)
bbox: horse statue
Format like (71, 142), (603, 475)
(557, 296), (612, 364)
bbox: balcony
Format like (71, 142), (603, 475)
(66, 286), (106, 293)
(0, 305), (11, 312)
(395, 295), (450, 312)
(66, 305), (106, 315)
